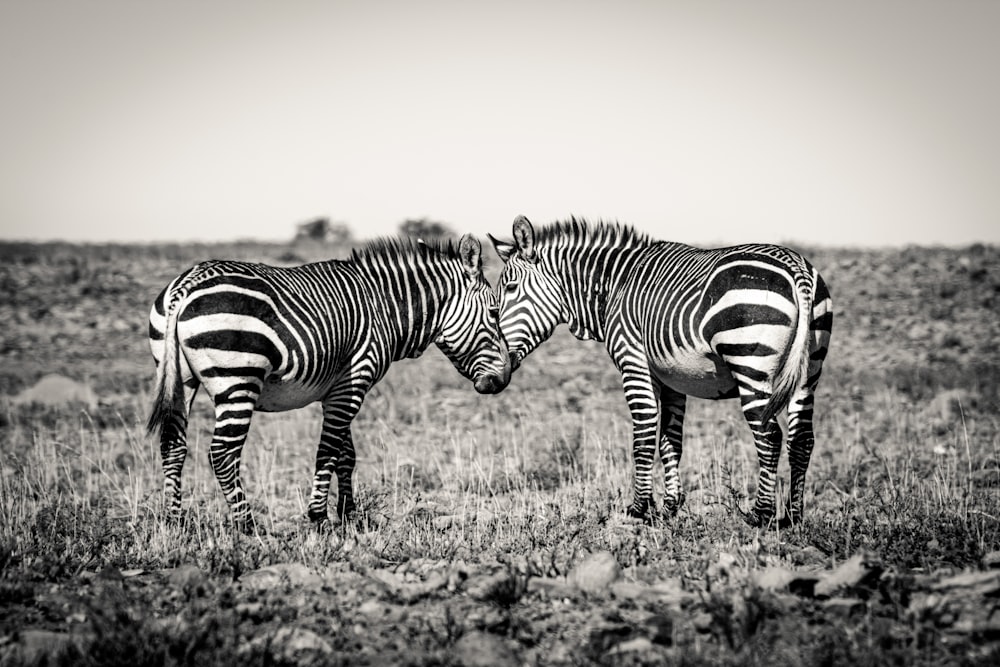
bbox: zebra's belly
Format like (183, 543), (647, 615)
(650, 350), (738, 400)
(256, 378), (328, 412)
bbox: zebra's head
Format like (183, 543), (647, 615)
(435, 234), (512, 394)
(488, 216), (567, 371)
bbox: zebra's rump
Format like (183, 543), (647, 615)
(149, 260), (367, 408)
(635, 245), (810, 401)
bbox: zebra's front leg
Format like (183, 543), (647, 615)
(333, 428), (357, 522)
(307, 424), (356, 526)
(657, 386), (687, 516)
(309, 390), (366, 527)
(620, 366), (660, 521)
(208, 389), (260, 534)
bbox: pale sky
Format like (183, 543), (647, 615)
(1, 1), (997, 247)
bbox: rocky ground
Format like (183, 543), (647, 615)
(4, 544), (1000, 665)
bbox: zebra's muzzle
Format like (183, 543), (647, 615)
(474, 374), (507, 394)
(473, 341), (512, 394)
(474, 363), (512, 394)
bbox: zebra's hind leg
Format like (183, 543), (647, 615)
(781, 267), (832, 527)
(739, 400), (784, 528)
(782, 384), (816, 528)
(783, 339), (829, 526)
(208, 385), (261, 534)
(656, 385), (687, 516)
(159, 378), (199, 523)
(159, 411), (189, 521)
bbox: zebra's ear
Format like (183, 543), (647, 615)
(488, 233), (515, 263)
(458, 234), (483, 279)
(512, 215), (536, 262)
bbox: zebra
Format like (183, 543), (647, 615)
(489, 216), (832, 527)
(146, 234), (511, 531)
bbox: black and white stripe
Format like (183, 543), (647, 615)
(490, 216), (832, 527)
(147, 235), (511, 531)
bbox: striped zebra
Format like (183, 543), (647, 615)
(489, 216), (832, 527)
(146, 234), (511, 531)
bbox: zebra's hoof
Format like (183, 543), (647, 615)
(309, 515), (332, 532)
(338, 511), (359, 529)
(336, 500), (357, 522)
(234, 516), (260, 536)
(740, 508), (774, 528)
(626, 504), (653, 524)
(663, 491), (686, 516)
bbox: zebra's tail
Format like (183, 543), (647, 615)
(761, 263), (815, 426)
(146, 295), (184, 438)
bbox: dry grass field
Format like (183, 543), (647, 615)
(1, 238), (999, 665)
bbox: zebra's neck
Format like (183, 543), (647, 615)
(549, 244), (647, 342)
(350, 249), (461, 361)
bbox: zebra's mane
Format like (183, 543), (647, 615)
(534, 217), (652, 251)
(349, 236), (462, 271)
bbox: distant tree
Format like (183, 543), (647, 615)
(398, 218), (455, 244)
(294, 218), (353, 246)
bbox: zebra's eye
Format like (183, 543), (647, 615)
(504, 282), (519, 294)
(488, 306), (500, 320)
